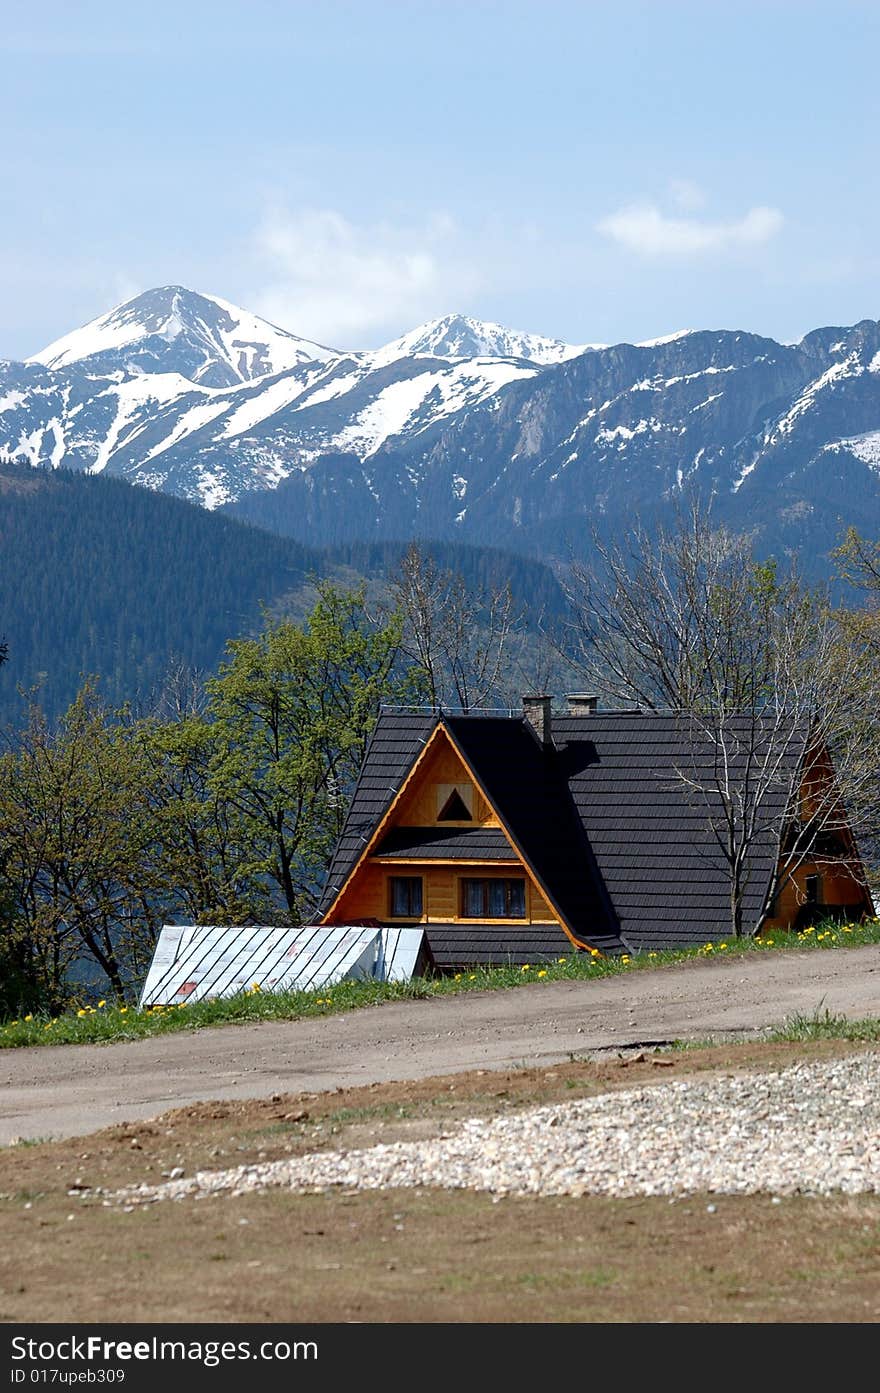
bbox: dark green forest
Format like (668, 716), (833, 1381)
(0, 462), (566, 727)
(0, 463), (320, 724)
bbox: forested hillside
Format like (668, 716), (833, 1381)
(0, 463), (568, 727)
(0, 463), (320, 725)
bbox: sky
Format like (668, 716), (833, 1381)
(2, 0), (879, 359)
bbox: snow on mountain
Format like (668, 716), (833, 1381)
(7, 292), (880, 561)
(369, 314), (592, 368)
(91, 354), (543, 508)
(328, 358), (538, 458)
(28, 286), (336, 387)
(636, 329), (698, 348)
(824, 430), (880, 472)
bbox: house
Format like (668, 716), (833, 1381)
(317, 697), (871, 969)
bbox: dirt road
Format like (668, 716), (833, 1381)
(3, 945), (879, 1144)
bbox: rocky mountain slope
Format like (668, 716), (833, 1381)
(4, 287), (880, 565)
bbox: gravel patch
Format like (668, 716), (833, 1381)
(110, 1052), (880, 1205)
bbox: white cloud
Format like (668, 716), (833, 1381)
(250, 207), (478, 348)
(597, 202), (784, 257)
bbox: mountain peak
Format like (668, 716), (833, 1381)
(371, 313), (592, 367)
(28, 286), (337, 387)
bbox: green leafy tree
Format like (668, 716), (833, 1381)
(0, 687), (163, 1004)
(205, 584), (413, 921)
(143, 712), (269, 926)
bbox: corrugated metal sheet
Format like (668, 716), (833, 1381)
(138, 923), (424, 1007)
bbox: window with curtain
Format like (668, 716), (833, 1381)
(460, 878), (526, 918)
(389, 876), (423, 917)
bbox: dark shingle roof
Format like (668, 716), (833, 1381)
(374, 827), (516, 859)
(320, 707), (806, 955)
(551, 712), (798, 948)
(419, 923), (574, 969)
(444, 717), (622, 953)
(318, 712), (436, 916)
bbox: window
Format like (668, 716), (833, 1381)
(460, 878), (526, 919)
(811, 831), (847, 858)
(438, 789), (472, 821)
(389, 876), (423, 918)
(435, 783), (473, 822)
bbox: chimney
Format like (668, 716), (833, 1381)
(522, 694), (553, 749)
(567, 693), (598, 715)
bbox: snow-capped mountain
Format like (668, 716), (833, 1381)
(5, 286), (880, 569)
(28, 286), (335, 387)
(225, 318), (880, 567)
(0, 288), (555, 507)
(369, 313), (592, 368)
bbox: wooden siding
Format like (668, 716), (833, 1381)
(762, 858), (868, 932)
(394, 738), (497, 827)
(328, 861), (558, 926)
(761, 742), (870, 931)
(319, 711), (623, 955)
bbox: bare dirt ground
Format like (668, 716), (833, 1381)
(3, 944), (880, 1146)
(2, 1038), (879, 1324)
(2, 947), (880, 1323)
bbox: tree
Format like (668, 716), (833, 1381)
(205, 583), (413, 921)
(142, 712), (269, 927)
(0, 686), (163, 1004)
(561, 507), (880, 936)
(390, 544), (521, 711)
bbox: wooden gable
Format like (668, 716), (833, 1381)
(322, 723), (565, 935)
(389, 727), (498, 828)
(761, 739), (871, 932)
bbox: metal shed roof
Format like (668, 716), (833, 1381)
(139, 923), (424, 1007)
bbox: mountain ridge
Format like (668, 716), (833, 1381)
(4, 287), (880, 570)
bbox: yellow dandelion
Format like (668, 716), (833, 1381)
(719, 943), (728, 950)
(521, 964), (531, 971)
(537, 970), (547, 978)
(23, 1014), (32, 1022)
(77, 1009), (87, 1018)
(97, 1000), (106, 1009)
(468, 974), (476, 980)
(454, 974), (462, 981)
(621, 954), (631, 963)
(557, 957), (567, 963)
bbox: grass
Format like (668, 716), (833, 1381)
(767, 1005), (880, 1043)
(2, 913), (879, 1051)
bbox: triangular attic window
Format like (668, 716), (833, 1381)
(438, 788), (472, 822)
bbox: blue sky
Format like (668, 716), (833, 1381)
(3, 0), (879, 357)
